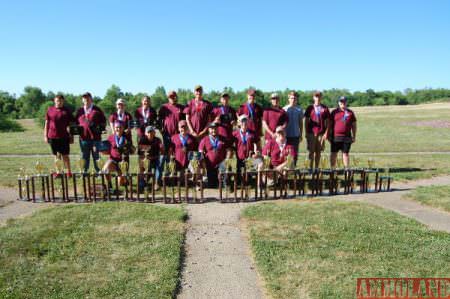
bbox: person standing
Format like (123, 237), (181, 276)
(109, 98), (133, 140)
(262, 93), (288, 143)
(185, 85), (214, 141)
(304, 91), (330, 169)
(134, 95), (157, 140)
(213, 93), (237, 146)
(158, 90), (185, 171)
(237, 89), (263, 146)
(198, 122), (227, 187)
(75, 92), (107, 173)
(329, 96), (357, 168)
(44, 95), (74, 176)
(283, 91), (304, 166)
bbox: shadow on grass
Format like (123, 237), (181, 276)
(389, 167), (436, 173)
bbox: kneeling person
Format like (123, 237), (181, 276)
(262, 127), (296, 172)
(170, 120), (197, 173)
(198, 122), (226, 187)
(138, 126), (163, 189)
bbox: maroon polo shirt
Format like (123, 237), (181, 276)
(46, 106), (74, 139)
(134, 106), (157, 137)
(237, 102), (263, 139)
(262, 107), (288, 140)
(213, 105), (237, 145)
(158, 103), (185, 136)
(262, 139), (296, 167)
(198, 135), (226, 169)
(304, 104), (330, 136)
(330, 108), (356, 137)
(75, 105), (107, 141)
(232, 129), (256, 160)
(109, 111), (133, 130)
(107, 133), (132, 162)
(170, 133), (197, 169)
(184, 99), (213, 135)
(138, 136), (163, 161)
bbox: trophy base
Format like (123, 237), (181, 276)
(17, 197), (30, 202)
(33, 197), (46, 203)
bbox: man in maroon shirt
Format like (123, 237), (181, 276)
(262, 126), (296, 171)
(134, 95), (157, 140)
(44, 95), (74, 176)
(170, 120), (197, 171)
(237, 89), (263, 146)
(329, 96), (357, 168)
(213, 93), (237, 146)
(198, 122), (227, 187)
(232, 115), (257, 175)
(304, 91), (330, 169)
(262, 93), (288, 143)
(158, 90), (185, 171)
(185, 85), (213, 141)
(75, 92), (107, 173)
(109, 98), (133, 139)
(138, 126), (163, 189)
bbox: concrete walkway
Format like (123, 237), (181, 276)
(334, 176), (450, 233)
(178, 202), (265, 299)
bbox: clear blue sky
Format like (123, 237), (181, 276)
(1, 0), (449, 97)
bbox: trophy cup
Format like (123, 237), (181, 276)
(32, 161), (46, 202)
(353, 156), (360, 169)
(303, 157), (311, 170)
(189, 153), (201, 201)
(337, 157), (343, 169)
(368, 157), (375, 169)
(53, 159), (65, 201)
(17, 167), (29, 201)
(78, 158), (86, 173)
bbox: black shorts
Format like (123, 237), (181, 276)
(331, 141), (351, 153)
(49, 138), (70, 155)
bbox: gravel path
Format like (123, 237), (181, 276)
(177, 201), (265, 299)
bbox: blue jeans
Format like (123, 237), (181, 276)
(159, 133), (172, 175)
(147, 158), (162, 184)
(79, 140), (100, 173)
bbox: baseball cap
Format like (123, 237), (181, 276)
(271, 93), (280, 99)
(338, 96), (347, 102)
(145, 126), (156, 133)
(221, 92), (230, 98)
(208, 122), (218, 128)
(238, 115), (248, 122)
(194, 85), (203, 91)
(247, 89), (256, 96)
(116, 98), (125, 105)
(275, 126), (285, 133)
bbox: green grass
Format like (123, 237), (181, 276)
(0, 203), (186, 299)
(243, 201), (450, 299)
(404, 185), (450, 212)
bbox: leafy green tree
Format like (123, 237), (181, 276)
(16, 86), (46, 118)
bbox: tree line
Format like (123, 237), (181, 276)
(1, 85), (450, 122)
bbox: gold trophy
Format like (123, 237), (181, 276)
(35, 161), (45, 175)
(303, 157), (311, 170)
(78, 158), (86, 173)
(337, 157), (344, 169)
(97, 158), (105, 173)
(54, 159), (64, 174)
(353, 156), (360, 169)
(320, 154), (328, 170)
(368, 157), (375, 169)
(262, 155), (271, 170)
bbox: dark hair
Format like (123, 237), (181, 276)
(55, 94), (65, 101)
(289, 91), (298, 98)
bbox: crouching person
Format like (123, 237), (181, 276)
(198, 122), (226, 188)
(262, 126), (296, 172)
(170, 120), (197, 176)
(138, 126), (163, 190)
(102, 121), (133, 190)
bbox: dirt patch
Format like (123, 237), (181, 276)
(402, 120), (450, 128)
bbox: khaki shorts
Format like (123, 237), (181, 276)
(306, 134), (325, 153)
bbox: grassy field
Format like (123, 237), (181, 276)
(0, 203), (186, 299)
(242, 201), (450, 299)
(404, 185), (450, 212)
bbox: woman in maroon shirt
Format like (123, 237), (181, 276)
(109, 98), (133, 139)
(134, 95), (157, 140)
(170, 120), (197, 171)
(44, 95), (75, 176)
(102, 121), (133, 187)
